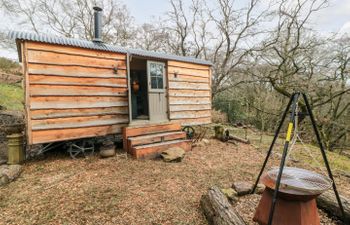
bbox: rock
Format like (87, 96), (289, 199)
(232, 181), (252, 196)
(161, 147), (185, 162)
(100, 148), (116, 158)
(0, 174), (9, 186)
(0, 164), (23, 182)
(202, 138), (210, 145)
(6, 165), (23, 181)
(99, 138), (116, 158)
(101, 140), (114, 147)
(255, 183), (266, 194)
(221, 188), (238, 202)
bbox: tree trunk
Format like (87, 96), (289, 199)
(214, 125), (229, 142)
(316, 191), (350, 223)
(229, 135), (250, 144)
(200, 186), (246, 225)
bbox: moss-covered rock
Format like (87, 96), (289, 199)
(221, 188), (238, 202)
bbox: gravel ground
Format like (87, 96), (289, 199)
(0, 139), (348, 225)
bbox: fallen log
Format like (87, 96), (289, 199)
(200, 186), (246, 225)
(229, 135), (250, 144)
(316, 191), (350, 223)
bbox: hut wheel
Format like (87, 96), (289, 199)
(182, 126), (195, 139)
(67, 139), (95, 159)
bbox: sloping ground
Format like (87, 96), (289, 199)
(0, 56), (23, 111)
(0, 83), (23, 111)
(0, 139), (349, 225)
(0, 72), (22, 84)
(0, 57), (24, 161)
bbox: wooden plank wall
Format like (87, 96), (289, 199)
(24, 42), (128, 145)
(167, 60), (212, 125)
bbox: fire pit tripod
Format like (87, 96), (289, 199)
(251, 92), (347, 225)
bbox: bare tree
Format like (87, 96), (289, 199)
(0, 0), (136, 46)
(255, 0), (329, 97)
(245, 0), (350, 150)
(1, 0), (349, 150)
(315, 36), (350, 150)
(164, 0), (272, 96)
(211, 0), (274, 96)
(133, 22), (170, 51)
(164, 0), (208, 57)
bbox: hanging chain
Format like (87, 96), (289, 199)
(285, 101), (327, 175)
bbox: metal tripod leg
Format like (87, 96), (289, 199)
(302, 93), (347, 223)
(251, 93), (295, 194)
(267, 93), (300, 225)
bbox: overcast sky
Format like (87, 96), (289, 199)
(127, 0), (350, 33)
(1, 0), (350, 60)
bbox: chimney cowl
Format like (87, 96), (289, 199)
(93, 6), (102, 11)
(93, 6), (103, 42)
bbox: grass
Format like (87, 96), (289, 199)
(0, 83), (24, 110)
(213, 124), (350, 174)
(232, 126), (350, 173)
(292, 144), (350, 172)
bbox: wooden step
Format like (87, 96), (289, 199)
(131, 139), (191, 159)
(122, 122), (182, 151)
(128, 131), (186, 149)
(124, 122), (181, 137)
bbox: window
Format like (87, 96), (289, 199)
(149, 62), (164, 89)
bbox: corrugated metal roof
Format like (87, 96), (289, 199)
(127, 48), (212, 66)
(6, 30), (212, 66)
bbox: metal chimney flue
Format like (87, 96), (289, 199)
(93, 6), (103, 42)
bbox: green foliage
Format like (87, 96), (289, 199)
(0, 57), (21, 75)
(213, 92), (245, 123)
(0, 83), (24, 110)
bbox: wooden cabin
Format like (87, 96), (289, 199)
(8, 30), (212, 159)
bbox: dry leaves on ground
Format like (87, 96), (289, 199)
(0, 139), (348, 225)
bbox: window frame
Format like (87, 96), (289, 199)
(147, 61), (166, 92)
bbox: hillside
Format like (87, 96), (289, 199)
(0, 57), (23, 110)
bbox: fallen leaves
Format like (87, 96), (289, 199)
(0, 139), (348, 225)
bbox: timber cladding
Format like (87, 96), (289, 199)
(24, 41), (128, 145)
(167, 60), (212, 125)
